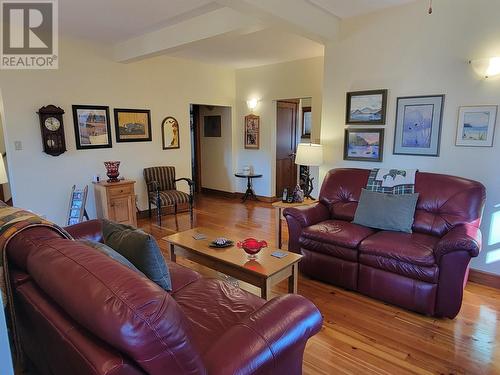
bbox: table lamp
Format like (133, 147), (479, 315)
(295, 143), (323, 199)
(0, 155), (8, 185)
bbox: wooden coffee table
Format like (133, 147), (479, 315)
(163, 227), (302, 300)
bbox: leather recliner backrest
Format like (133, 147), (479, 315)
(26, 238), (206, 375)
(319, 168), (485, 237)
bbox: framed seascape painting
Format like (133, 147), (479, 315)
(72, 105), (112, 149)
(161, 116), (180, 149)
(456, 106), (497, 147)
(346, 89), (388, 125)
(393, 95), (444, 156)
(344, 128), (384, 162)
(114, 108), (152, 142)
(244, 114), (260, 149)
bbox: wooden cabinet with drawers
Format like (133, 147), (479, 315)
(93, 179), (137, 227)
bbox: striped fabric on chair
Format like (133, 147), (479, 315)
(144, 166), (176, 192)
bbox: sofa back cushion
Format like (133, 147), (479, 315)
(319, 168), (485, 237)
(26, 238), (205, 375)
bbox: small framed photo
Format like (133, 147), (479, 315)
(161, 116), (180, 149)
(346, 89), (388, 125)
(456, 106), (497, 147)
(114, 108), (152, 142)
(393, 95), (444, 156)
(344, 128), (384, 162)
(244, 114), (260, 149)
(204, 115), (222, 137)
(301, 106), (312, 138)
(72, 105), (112, 149)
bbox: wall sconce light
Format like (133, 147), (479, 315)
(246, 98), (259, 110)
(469, 57), (500, 79)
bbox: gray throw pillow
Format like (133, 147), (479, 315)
(79, 239), (145, 276)
(353, 189), (419, 233)
(102, 220), (172, 291)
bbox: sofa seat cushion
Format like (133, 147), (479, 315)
(173, 278), (265, 354)
(301, 220), (376, 250)
(299, 238), (357, 261)
(360, 231), (438, 266)
(359, 231), (439, 283)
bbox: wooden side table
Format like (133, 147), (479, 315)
(272, 198), (317, 249)
(93, 179), (137, 227)
(235, 173), (262, 202)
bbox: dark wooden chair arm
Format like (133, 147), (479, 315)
(175, 178), (195, 203)
(175, 178), (194, 187)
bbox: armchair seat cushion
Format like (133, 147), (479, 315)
(173, 278), (266, 354)
(359, 231), (439, 283)
(301, 220), (376, 250)
(150, 190), (190, 206)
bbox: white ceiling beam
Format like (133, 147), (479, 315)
(113, 7), (263, 63)
(216, 0), (340, 44)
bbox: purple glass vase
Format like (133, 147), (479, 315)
(104, 161), (120, 182)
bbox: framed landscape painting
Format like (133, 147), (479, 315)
(393, 95), (444, 156)
(344, 128), (384, 162)
(346, 89), (388, 125)
(72, 105), (112, 149)
(244, 114), (260, 149)
(456, 106), (497, 147)
(114, 108), (151, 142)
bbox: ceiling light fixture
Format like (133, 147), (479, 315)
(428, 0), (433, 14)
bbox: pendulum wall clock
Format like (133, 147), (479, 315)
(37, 105), (67, 156)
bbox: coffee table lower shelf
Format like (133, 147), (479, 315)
(168, 243), (299, 300)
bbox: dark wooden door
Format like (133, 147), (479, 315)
(190, 105), (202, 193)
(276, 100), (298, 197)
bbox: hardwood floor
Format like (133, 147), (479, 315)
(139, 194), (500, 375)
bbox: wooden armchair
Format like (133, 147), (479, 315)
(143, 166), (194, 225)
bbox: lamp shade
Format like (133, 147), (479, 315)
(0, 156), (8, 184)
(295, 143), (323, 166)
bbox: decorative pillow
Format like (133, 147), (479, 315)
(79, 239), (144, 276)
(353, 189), (419, 233)
(102, 220), (172, 291)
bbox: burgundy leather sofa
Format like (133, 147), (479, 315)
(6, 220), (322, 375)
(284, 168), (485, 318)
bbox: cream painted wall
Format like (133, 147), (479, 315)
(0, 115), (11, 201)
(320, 0), (500, 274)
(199, 105), (233, 192)
(0, 37), (235, 224)
(235, 57), (324, 197)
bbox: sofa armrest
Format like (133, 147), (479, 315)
(283, 203), (330, 228)
(435, 224), (482, 262)
(65, 219), (104, 243)
(203, 294), (322, 375)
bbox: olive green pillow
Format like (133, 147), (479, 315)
(102, 220), (172, 291)
(353, 189), (419, 233)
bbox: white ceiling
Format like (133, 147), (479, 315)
(59, 0), (417, 68)
(307, 0), (416, 19)
(60, 0), (220, 43)
(167, 27), (324, 69)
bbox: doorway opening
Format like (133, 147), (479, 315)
(190, 104), (233, 195)
(275, 97), (313, 198)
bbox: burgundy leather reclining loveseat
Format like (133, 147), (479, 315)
(6, 219), (322, 375)
(284, 168), (485, 318)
